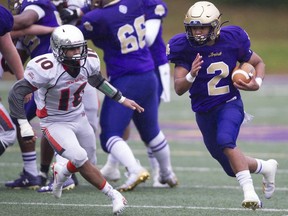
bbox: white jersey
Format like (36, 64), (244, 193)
(24, 49), (100, 123)
(0, 102), (16, 147)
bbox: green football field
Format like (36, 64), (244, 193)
(0, 76), (287, 216)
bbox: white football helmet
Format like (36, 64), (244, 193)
(50, 24), (87, 64)
(184, 1), (221, 46)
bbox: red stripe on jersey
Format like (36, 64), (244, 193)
(43, 128), (64, 154)
(36, 107), (48, 118)
(0, 109), (14, 129)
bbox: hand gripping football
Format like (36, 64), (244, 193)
(232, 62), (255, 84)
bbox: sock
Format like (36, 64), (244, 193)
(22, 151), (38, 176)
(148, 131), (171, 176)
(108, 136), (140, 173)
(236, 170), (255, 193)
(254, 158), (271, 176)
(100, 181), (114, 197)
(147, 147), (159, 171)
(106, 154), (120, 167)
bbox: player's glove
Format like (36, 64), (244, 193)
(60, 8), (79, 24)
(17, 119), (34, 141)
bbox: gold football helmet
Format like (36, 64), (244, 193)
(184, 1), (221, 45)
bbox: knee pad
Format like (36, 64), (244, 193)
(68, 147), (88, 168)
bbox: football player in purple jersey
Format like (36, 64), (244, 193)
(167, 1), (278, 210)
(5, 0), (61, 189)
(78, 0), (178, 191)
(100, 0), (172, 188)
(0, 4), (24, 157)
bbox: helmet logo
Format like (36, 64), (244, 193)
(84, 21), (93, 31)
(155, 5), (165, 16)
(119, 5), (127, 14)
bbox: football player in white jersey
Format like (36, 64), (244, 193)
(8, 24), (144, 215)
(38, 0), (100, 192)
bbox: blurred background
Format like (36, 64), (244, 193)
(163, 0), (288, 74)
(0, 0), (287, 75)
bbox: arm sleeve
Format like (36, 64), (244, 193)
(88, 73), (122, 102)
(8, 79), (35, 119)
(145, 19), (161, 47)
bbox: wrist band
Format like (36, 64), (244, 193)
(185, 72), (195, 83)
(118, 96), (126, 103)
(255, 77), (263, 87)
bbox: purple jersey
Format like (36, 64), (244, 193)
(78, 0), (154, 79)
(144, 0), (168, 67)
(19, 0), (59, 58)
(0, 5), (13, 36)
(167, 25), (253, 112)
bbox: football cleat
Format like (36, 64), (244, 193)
(5, 169), (41, 190)
(151, 167), (169, 188)
(242, 191), (262, 210)
(158, 171), (178, 187)
(37, 176), (76, 193)
(52, 163), (70, 198)
(100, 163), (121, 182)
(262, 159), (278, 199)
(117, 168), (150, 192)
(111, 189), (127, 215)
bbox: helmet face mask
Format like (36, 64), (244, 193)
(184, 1), (221, 46)
(50, 25), (88, 67)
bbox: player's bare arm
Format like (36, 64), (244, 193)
(11, 25), (55, 39)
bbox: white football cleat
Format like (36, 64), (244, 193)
(117, 167), (150, 192)
(158, 171), (178, 188)
(52, 163), (70, 199)
(262, 159), (278, 199)
(111, 189), (127, 215)
(101, 163), (121, 182)
(242, 191), (262, 210)
(151, 167), (169, 188)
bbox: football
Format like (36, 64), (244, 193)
(231, 62), (255, 84)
